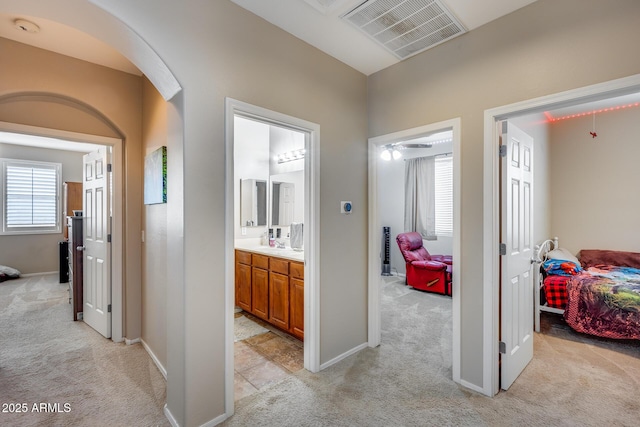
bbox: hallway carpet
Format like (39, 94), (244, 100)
(223, 276), (640, 427)
(0, 274), (168, 427)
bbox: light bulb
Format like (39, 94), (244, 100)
(380, 149), (391, 161)
(392, 149), (401, 160)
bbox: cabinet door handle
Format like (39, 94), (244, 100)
(76, 246), (85, 251)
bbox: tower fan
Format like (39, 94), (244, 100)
(381, 226), (391, 276)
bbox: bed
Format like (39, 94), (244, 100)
(534, 240), (640, 340)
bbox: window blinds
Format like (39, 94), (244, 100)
(434, 156), (453, 236)
(5, 163), (58, 228)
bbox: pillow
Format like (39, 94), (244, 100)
(0, 265), (21, 277)
(545, 248), (580, 266)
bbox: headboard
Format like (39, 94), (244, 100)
(533, 237), (559, 264)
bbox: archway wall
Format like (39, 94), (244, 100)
(89, 1), (369, 426)
(367, 0), (640, 392)
(0, 37), (144, 341)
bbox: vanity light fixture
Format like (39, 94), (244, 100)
(277, 149), (306, 164)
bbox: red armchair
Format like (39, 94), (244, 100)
(396, 232), (452, 296)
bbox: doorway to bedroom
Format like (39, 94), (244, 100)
(368, 117), (462, 384)
(485, 75), (640, 395)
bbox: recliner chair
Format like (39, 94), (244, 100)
(396, 232), (452, 296)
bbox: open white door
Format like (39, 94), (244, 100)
(83, 147), (112, 338)
(500, 121), (534, 390)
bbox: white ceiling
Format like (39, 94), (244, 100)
(230, 0), (540, 75)
(0, 131), (98, 153)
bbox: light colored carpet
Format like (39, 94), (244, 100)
(234, 315), (269, 342)
(223, 276), (640, 427)
(0, 274), (168, 427)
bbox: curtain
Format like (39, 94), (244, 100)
(404, 156), (436, 240)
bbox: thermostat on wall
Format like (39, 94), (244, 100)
(340, 201), (352, 214)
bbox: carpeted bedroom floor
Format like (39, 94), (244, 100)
(2, 274), (639, 426)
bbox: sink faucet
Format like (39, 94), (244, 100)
(275, 240), (286, 249)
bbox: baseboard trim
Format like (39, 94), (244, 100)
(319, 342), (368, 371)
(164, 404), (178, 427)
(125, 337), (141, 345)
(459, 379), (488, 395)
(200, 413), (228, 427)
(21, 271), (57, 277)
(141, 339), (167, 380)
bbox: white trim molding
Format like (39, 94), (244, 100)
(141, 339), (167, 380)
(483, 73), (640, 396)
(367, 117), (461, 383)
(319, 342), (369, 370)
(224, 98), (321, 418)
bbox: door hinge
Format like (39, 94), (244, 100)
(107, 163), (112, 173)
(107, 234), (112, 243)
(499, 341), (506, 354)
(499, 243), (507, 256)
(107, 304), (112, 313)
(499, 145), (507, 157)
(502, 121), (508, 133)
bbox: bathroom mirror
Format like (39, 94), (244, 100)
(240, 179), (267, 227)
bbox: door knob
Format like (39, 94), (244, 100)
(76, 246), (85, 251)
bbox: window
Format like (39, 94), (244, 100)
(434, 156), (453, 236)
(1, 159), (61, 235)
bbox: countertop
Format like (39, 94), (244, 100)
(234, 238), (304, 262)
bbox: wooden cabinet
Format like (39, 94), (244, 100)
(289, 262), (304, 340)
(62, 182), (82, 240)
(252, 265), (269, 320)
(68, 216), (84, 321)
(235, 249), (304, 340)
(235, 259), (252, 312)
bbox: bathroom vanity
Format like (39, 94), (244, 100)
(235, 245), (304, 340)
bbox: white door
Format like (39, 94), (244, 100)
(500, 121), (534, 390)
(83, 147), (112, 338)
(279, 182), (295, 225)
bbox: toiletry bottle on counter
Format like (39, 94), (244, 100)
(269, 228), (275, 247)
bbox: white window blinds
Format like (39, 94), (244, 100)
(2, 159), (61, 234)
(434, 156), (453, 236)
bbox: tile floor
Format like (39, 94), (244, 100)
(234, 312), (304, 401)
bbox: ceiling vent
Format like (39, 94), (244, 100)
(342, 0), (466, 60)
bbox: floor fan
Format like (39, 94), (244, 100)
(381, 226), (391, 276)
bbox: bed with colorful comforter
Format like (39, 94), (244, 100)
(564, 265), (640, 340)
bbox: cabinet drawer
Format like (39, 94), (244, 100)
(270, 257), (289, 275)
(290, 261), (304, 279)
(252, 254), (269, 270)
(236, 250), (252, 265)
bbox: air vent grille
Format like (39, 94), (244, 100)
(343, 0), (466, 60)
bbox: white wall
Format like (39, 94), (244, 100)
(377, 141), (453, 275)
(549, 105), (640, 255)
(368, 0), (640, 390)
(234, 116), (270, 240)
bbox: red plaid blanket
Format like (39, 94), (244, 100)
(543, 275), (570, 309)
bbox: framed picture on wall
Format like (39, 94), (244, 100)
(144, 146), (167, 204)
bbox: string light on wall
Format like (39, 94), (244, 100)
(545, 102), (640, 123)
(277, 149), (306, 164)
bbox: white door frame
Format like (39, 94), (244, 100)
(224, 98), (320, 417)
(483, 73), (640, 396)
(367, 118), (461, 383)
(0, 121), (124, 342)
